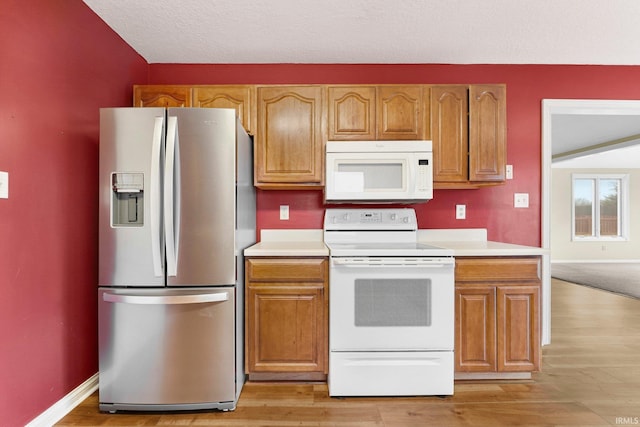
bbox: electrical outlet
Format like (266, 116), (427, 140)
(514, 193), (529, 208)
(506, 164), (513, 180)
(0, 171), (8, 199)
(456, 204), (466, 219)
(279, 205), (289, 220)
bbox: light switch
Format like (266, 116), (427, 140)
(506, 165), (513, 180)
(0, 171), (8, 199)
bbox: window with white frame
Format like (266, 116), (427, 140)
(572, 174), (629, 240)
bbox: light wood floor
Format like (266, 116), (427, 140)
(56, 279), (640, 426)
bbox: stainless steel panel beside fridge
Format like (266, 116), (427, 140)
(98, 107), (255, 412)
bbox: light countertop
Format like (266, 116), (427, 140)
(427, 240), (547, 256)
(418, 229), (548, 257)
(244, 228), (547, 257)
(244, 229), (329, 257)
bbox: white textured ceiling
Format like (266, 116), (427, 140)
(82, 0), (640, 65)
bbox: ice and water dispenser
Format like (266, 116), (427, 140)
(111, 173), (144, 227)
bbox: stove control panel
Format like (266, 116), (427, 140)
(324, 208), (417, 231)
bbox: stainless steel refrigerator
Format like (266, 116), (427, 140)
(98, 107), (255, 412)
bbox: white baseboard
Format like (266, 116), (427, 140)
(26, 373), (98, 427)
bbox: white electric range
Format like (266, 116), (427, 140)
(324, 208), (455, 397)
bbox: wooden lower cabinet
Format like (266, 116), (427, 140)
(455, 257), (541, 378)
(245, 257), (328, 381)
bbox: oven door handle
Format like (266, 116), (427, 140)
(331, 257), (454, 267)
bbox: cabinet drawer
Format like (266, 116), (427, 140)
(456, 257), (540, 283)
(246, 258), (327, 282)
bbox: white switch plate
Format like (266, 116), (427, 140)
(514, 193), (529, 208)
(506, 164), (513, 180)
(279, 205), (289, 220)
(0, 171), (8, 199)
(456, 204), (466, 219)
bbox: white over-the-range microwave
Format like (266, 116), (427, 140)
(325, 140), (433, 203)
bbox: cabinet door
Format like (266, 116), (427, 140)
(327, 86), (376, 140)
(377, 86), (424, 140)
(497, 285), (540, 372)
(469, 85), (506, 182)
(430, 86), (468, 182)
(255, 86), (325, 187)
(133, 85), (192, 107)
(455, 286), (496, 372)
(246, 283), (326, 375)
(192, 86), (254, 134)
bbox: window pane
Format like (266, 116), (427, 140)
(574, 179), (594, 236)
(599, 179), (619, 236)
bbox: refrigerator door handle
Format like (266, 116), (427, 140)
(164, 116), (179, 277)
(103, 291), (229, 305)
(150, 116), (164, 278)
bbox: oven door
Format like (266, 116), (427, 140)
(329, 256), (454, 351)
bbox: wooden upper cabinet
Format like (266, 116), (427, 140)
(469, 85), (506, 182)
(431, 84), (507, 187)
(133, 85), (192, 107)
(132, 83), (506, 190)
(255, 86), (325, 188)
(327, 85), (425, 140)
(430, 86), (469, 183)
(192, 85), (254, 134)
(377, 86), (424, 140)
(327, 86), (376, 140)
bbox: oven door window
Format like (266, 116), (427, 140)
(354, 279), (431, 327)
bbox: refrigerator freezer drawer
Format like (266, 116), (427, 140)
(98, 287), (237, 411)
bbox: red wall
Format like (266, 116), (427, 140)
(0, 2), (147, 426)
(148, 64), (640, 246)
